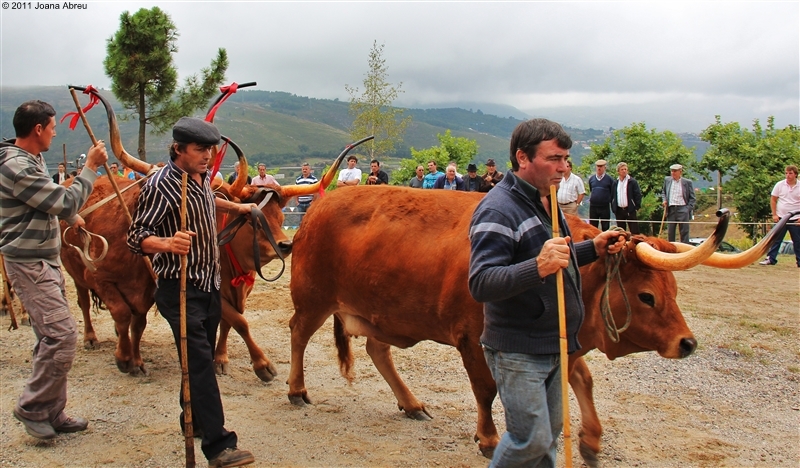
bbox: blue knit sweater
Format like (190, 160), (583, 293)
(468, 171), (598, 355)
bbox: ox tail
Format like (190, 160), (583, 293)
(90, 290), (107, 314)
(333, 314), (355, 383)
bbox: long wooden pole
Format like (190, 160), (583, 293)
(179, 173), (195, 468)
(550, 185), (573, 468)
(658, 206), (668, 239)
(68, 88), (158, 283)
(0, 254), (19, 331)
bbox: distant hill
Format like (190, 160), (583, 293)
(0, 86), (604, 172)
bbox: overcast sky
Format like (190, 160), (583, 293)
(1, 1), (797, 132)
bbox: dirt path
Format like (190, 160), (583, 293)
(1, 258), (798, 467)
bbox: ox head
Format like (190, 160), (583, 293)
(571, 210), (731, 361)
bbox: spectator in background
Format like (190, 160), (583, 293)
(295, 163), (318, 213)
(366, 159), (389, 185)
(480, 158), (504, 192)
(336, 155), (362, 187)
(611, 162), (643, 234)
(252, 162), (280, 188)
(661, 163), (695, 243)
(433, 165), (464, 190)
(423, 160), (443, 189)
(588, 159), (613, 230)
(760, 164), (800, 266)
(227, 161), (252, 185)
(107, 162), (121, 177)
(448, 160), (463, 177)
(52, 162), (69, 184)
(556, 159), (585, 216)
(409, 165), (425, 188)
(462, 163), (487, 192)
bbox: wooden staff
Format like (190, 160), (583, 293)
(68, 88), (158, 283)
(0, 254), (19, 331)
(62, 143), (67, 168)
(549, 185), (573, 468)
(179, 173), (195, 468)
(658, 206), (668, 238)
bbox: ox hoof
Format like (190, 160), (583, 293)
(115, 359), (134, 374)
(83, 339), (99, 350)
(288, 394), (311, 407)
(404, 409), (432, 421)
(254, 363), (278, 383)
(579, 441), (599, 468)
(129, 365), (148, 377)
(474, 434), (496, 459)
(214, 362), (229, 376)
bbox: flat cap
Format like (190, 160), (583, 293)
(172, 117), (220, 145)
(670, 164), (683, 171)
(467, 163), (478, 172)
(595, 159), (607, 166)
(486, 158), (496, 166)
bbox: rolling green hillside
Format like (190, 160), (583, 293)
(1, 86), (603, 172)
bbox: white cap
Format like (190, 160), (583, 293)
(670, 164), (683, 171)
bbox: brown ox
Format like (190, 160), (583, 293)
(288, 185), (780, 466)
(61, 86), (324, 381)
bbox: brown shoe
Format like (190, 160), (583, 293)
(13, 410), (56, 439)
(208, 447), (255, 467)
(53, 416), (88, 433)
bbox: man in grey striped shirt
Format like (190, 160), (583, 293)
(127, 117), (255, 468)
(1, 100), (108, 440)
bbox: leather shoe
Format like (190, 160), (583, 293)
(13, 410), (56, 439)
(53, 416), (88, 433)
(207, 447), (255, 467)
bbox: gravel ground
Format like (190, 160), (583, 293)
(1, 257), (798, 467)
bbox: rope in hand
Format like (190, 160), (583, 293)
(600, 226), (632, 343)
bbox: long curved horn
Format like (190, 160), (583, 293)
(280, 135), (375, 200)
(670, 210), (799, 268)
(222, 135), (250, 198)
(68, 86), (155, 176)
(635, 209), (731, 271)
(204, 81), (257, 180)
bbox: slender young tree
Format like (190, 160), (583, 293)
(104, 6), (228, 161)
(345, 41), (411, 160)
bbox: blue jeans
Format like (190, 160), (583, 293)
(766, 222), (800, 265)
(483, 346), (562, 468)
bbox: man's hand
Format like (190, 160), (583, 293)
(237, 203), (257, 215)
(84, 141), (109, 172)
(168, 231), (196, 256)
(536, 236), (572, 277)
(70, 215), (85, 230)
(593, 230), (627, 256)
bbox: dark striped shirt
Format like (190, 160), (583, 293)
(295, 174), (318, 204)
(127, 160), (220, 292)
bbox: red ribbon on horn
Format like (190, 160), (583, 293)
(210, 140), (229, 180)
(61, 85), (100, 130)
(205, 82), (239, 123)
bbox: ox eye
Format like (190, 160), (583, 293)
(638, 293), (655, 308)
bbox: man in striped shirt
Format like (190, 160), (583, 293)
(1, 100), (108, 440)
(295, 162), (318, 213)
(127, 117), (255, 468)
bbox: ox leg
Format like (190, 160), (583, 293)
(220, 299), (278, 383)
(75, 284), (98, 349)
(456, 338), (500, 459)
(569, 355), (601, 468)
(214, 317), (232, 376)
(94, 285), (137, 375)
(364, 337), (431, 421)
(128, 312), (148, 376)
(287, 309), (332, 407)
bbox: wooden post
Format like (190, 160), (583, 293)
(549, 186), (573, 468)
(68, 87), (157, 283)
(179, 173), (195, 468)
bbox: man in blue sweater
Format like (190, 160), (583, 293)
(468, 118), (624, 467)
(588, 159), (614, 230)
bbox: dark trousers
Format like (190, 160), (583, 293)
(766, 222), (800, 265)
(614, 207), (640, 235)
(590, 204), (611, 231)
(154, 280), (237, 460)
(667, 205), (691, 243)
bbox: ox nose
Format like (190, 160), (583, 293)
(278, 240), (292, 256)
(679, 337), (697, 358)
